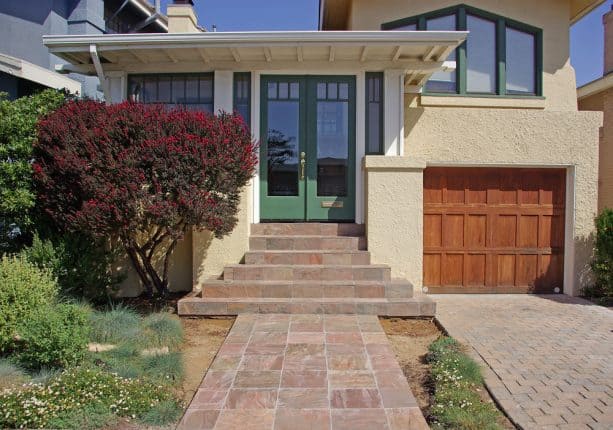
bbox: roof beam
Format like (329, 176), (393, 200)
(328, 46), (335, 62)
(197, 48), (210, 63)
(89, 44), (110, 102)
(264, 47), (272, 62)
(297, 46), (303, 62)
(164, 49), (179, 63)
(360, 46), (368, 62)
(230, 48), (241, 62)
(435, 45), (455, 62)
(392, 45), (402, 61)
(131, 50), (148, 63)
(422, 46), (437, 61)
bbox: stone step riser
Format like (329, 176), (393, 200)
(251, 223), (365, 237)
(178, 299), (435, 317)
(244, 251), (371, 265)
(223, 266), (391, 282)
(249, 236), (366, 251)
(200, 283), (412, 299)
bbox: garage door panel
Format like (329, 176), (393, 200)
(443, 214), (464, 247)
(442, 254), (463, 285)
(466, 254), (486, 286)
(519, 215), (539, 248)
(424, 167), (565, 293)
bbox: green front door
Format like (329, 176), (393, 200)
(260, 75), (356, 221)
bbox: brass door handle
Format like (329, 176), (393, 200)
(300, 151), (306, 180)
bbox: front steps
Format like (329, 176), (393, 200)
(178, 223), (435, 317)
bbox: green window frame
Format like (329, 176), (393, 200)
(365, 72), (384, 155)
(233, 72), (251, 128)
(382, 4), (543, 98)
(127, 73), (214, 112)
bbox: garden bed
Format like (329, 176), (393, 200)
(380, 317), (514, 430)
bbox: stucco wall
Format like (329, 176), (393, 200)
(404, 101), (602, 295)
(363, 157), (425, 287)
(346, 0), (578, 111)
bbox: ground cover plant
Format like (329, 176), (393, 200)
(35, 100), (257, 297)
(427, 337), (504, 430)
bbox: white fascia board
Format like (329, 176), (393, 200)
(577, 73), (613, 100)
(0, 53), (81, 93)
(43, 30), (468, 52)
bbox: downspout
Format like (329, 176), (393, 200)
(89, 44), (110, 102)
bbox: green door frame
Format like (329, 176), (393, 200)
(260, 75), (356, 221)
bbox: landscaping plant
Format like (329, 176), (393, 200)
(427, 337), (503, 430)
(0, 90), (66, 251)
(584, 208), (613, 303)
(34, 100), (257, 297)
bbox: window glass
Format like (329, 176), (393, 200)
(425, 15), (457, 93)
(233, 72), (251, 127)
(365, 73), (383, 154)
(128, 74), (214, 113)
(506, 27), (536, 94)
(466, 15), (496, 93)
(395, 23), (417, 31)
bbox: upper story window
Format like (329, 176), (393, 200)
(128, 73), (214, 113)
(382, 5), (542, 97)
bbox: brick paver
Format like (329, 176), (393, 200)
(178, 314), (428, 430)
(433, 294), (613, 430)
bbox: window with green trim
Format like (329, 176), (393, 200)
(233, 72), (251, 128)
(127, 73), (214, 112)
(382, 4), (543, 97)
(365, 72), (384, 155)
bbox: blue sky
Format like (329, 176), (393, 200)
(161, 0), (608, 87)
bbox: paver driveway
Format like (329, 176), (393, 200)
(433, 294), (613, 430)
(178, 314), (428, 430)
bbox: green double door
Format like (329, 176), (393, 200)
(260, 75), (356, 221)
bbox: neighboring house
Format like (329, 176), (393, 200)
(43, 0), (603, 308)
(0, 0), (168, 99)
(578, 7), (613, 212)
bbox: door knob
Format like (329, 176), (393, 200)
(300, 151), (306, 180)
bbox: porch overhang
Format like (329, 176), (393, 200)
(43, 31), (466, 92)
(0, 52), (81, 94)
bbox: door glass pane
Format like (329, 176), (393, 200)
(267, 99), (300, 196)
(506, 27), (535, 94)
(466, 15), (496, 93)
(278, 82), (288, 99)
(317, 99), (348, 197)
(425, 14), (457, 93)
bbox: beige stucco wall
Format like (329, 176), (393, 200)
(403, 100), (602, 295)
(346, 0), (578, 111)
(192, 184), (252, 287)
(364, 156), (425, 287)
(579, 89), (613, 212)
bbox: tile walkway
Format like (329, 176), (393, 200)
(178, 314), (429, 430)
(433, 294), (613, 430)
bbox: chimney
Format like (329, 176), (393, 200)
(604, 6), (613, 75)
(167, 0), (202, 33)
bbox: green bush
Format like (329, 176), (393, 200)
(22, 232), (124, 302)
(427, 337), (502, 430)
(89, 304), (140, 344)
(142, 351), (185, 383)
(585, 208), (613, 303)
(14, 303), (90, 370)
(0, 366), (175, 429)
(0, 89), (67, 251)
(46, 402), (117, 430)
(0, 255), (57, 352)
(140, 400), (183, 426)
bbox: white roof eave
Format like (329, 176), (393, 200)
(0, 52), (81, 94)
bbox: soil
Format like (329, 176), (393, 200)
(379, 317), (441, 413)
(380, 317), (515, 429)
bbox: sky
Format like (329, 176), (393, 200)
(160, 0), (609, 87)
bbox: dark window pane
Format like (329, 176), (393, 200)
(425, 14), (457, 93)
(365, 73), (383, 154)
(290, 82), (299, 99)
(171, 77), (185, 104)
(128, 74), (214, 111)
(233, 73), (251, 127)
(317, 83), (326, 99)
(185, 76), (199, 103)
(396, 23), (417, 30)
(278, 82), (288, 99)
(143, 78), (157, 103)
(268, 82), (277, 99)
(199, 77), (213, 102)
(466, 14), (496, 93)
(339, 83), (349, 99)
(317, 100), (348, 196)
(506, 27), (536, 94)
(267, 100), (300, 196)
(327, 83), (338, 100)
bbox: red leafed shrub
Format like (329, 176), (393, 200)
(34, 100), (257, 296)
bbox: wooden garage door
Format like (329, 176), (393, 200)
(423, 167), (565, 293)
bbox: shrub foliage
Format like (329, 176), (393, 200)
(34, 100), (257, 296)
(0, 90), (66, 250)
(0, 255), (57, 352)
(586, 208), (613, 302)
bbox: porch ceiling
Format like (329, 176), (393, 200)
(43, 31), (466, 89)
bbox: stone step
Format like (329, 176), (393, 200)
(200, 279), (413, 299)
(178, 296), (436, 317)
(223, 264), (391, 282)
(244, 250), (371, 265)
(251, 223), (364, 237)
(249, 235), (366, 251)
